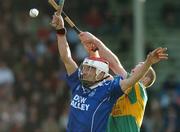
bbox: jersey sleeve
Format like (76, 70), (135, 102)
(126, 82), (147, 104)
(109, 76), (124, 98)
(65, 69), (81, 91)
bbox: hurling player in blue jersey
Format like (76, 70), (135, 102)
(50, 12), (168, 132)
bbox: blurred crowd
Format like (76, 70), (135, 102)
(0, 0), (179, 132)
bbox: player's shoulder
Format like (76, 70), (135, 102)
(105, 75), (123, 83)
(124, 82), (144, 95)
(101, 75), (123, 92)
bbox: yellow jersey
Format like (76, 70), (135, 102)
(107, 82), (148, 132)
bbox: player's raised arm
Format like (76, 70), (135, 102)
(79, 32), (127, 78)
(120, 47), (168, 92)
(51, 12), (78, 75)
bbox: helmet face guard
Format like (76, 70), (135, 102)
(79, 57), (109, 88)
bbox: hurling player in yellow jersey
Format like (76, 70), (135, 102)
(107, 67), (155, 132)
(79, 32), (168, 132)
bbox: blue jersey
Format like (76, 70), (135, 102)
(65, 69), (123, 132)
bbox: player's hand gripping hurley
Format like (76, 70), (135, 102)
(48, 0), (81, 34)
(48, 0), (99, 53)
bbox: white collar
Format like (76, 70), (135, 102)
(89, 80), (104, 89)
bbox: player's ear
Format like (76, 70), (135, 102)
(141, 77), (150, 88)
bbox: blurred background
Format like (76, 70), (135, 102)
(0, 0), (179, 131)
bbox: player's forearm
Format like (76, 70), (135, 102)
(93, 39), (127, 78)
(57, 35), (72, 62)
(122, 60), (151, 91)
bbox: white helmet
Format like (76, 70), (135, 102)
(82, 57), (109, 75)
(79, 57), (109, 88)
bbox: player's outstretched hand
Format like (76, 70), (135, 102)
(146, 47), (168, 65)
(51, 12), (64, 30)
